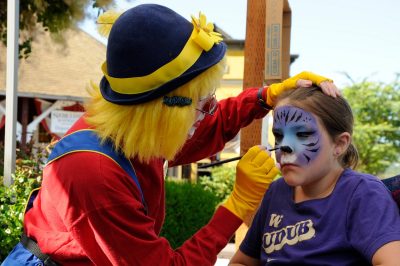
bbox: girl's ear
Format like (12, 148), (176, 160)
(334, 132), (351, 157)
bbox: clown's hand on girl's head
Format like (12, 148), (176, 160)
(293, 72), (341, 98)
(264, 71), (341, 108)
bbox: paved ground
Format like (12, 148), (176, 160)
(215, 258), (229, 266)
(216, 243), (236, 265)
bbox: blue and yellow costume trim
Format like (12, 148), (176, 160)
(25, 130), (147, 214)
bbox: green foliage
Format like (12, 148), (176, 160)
(198, 165), (235, 203)
(0, 142), (47, 260)
(0, 162), (43, 261)
(343, 78), (400, 176)
(160, 179), (220, 249)
(0, 0), (115, 58)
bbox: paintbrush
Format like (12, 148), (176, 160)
(197, 146), (281, 168)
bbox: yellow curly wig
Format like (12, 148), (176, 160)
(85, 57), (226, 163)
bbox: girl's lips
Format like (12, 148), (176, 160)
(281, 163), (298, 170)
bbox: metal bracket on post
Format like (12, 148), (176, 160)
(263, 0), (292, 152)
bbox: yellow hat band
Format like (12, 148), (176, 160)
(101, 12), (223, 95)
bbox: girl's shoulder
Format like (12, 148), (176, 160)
(339, 168), (390, 199)
(340, 168), (383, 187)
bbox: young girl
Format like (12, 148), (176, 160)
(229, 87), (400, 265)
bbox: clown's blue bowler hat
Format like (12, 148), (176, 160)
(99, 4), (227, 105)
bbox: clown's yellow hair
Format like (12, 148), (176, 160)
(85, 57), (226, 163)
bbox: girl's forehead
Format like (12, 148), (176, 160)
(273, 105), (317, 126)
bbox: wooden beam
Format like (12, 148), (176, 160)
(20, 97), (29, 151)
(240, 0), (267, 158)
(237, 0), (292, 248)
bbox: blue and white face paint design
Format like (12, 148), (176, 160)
(273, 105), (321, 166)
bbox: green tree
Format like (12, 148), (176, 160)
(0, 0), (115, 58)
(343, 77), (400, 176)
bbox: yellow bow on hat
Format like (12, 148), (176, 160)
(191, 12), (223, 51)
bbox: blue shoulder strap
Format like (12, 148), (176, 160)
(46, 129), (147, 211)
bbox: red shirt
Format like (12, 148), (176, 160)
(24, 88), (268, 265)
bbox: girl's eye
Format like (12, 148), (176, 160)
(297, 131), (315, 138)
(273, 130), (283, 142)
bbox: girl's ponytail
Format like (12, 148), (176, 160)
(341, 142), (359, 169)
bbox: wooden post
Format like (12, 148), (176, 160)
(20, 97), (29, 151)
(282, 1), (292, 80)
(236, 0), (291, 249)
(240, 0), (266, 159)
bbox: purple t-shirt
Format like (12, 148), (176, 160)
(240, 168), (400, 265)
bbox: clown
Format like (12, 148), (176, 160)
(2, 4), (339, 266)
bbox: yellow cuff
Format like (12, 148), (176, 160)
(292, 71), (333, 85)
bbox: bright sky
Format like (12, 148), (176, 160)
(81, 0), (400, 88)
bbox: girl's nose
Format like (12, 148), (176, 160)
(280, 145), (293, 153)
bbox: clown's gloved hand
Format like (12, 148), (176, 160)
(223, 146), (279, 221)
(264, 71), (335, 107)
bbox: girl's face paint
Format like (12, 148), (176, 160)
(273, 105), (321, 167)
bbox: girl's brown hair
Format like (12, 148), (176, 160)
(277, 86), (359, 169)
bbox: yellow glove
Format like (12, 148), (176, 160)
(266, 71), (333, 106)
(223, 146), (279, 221)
